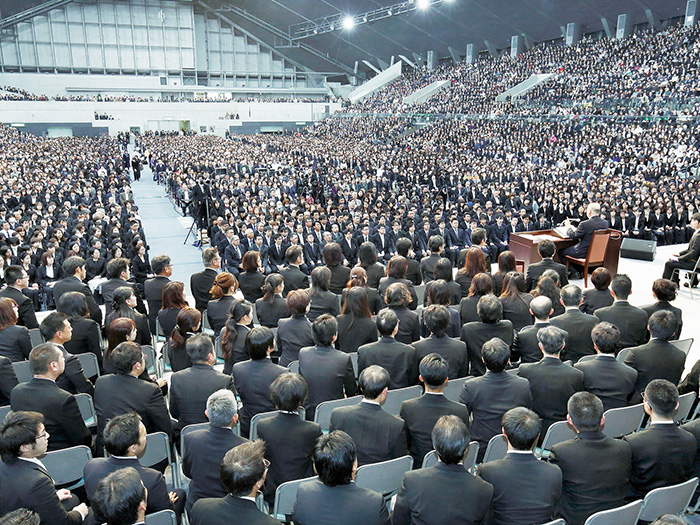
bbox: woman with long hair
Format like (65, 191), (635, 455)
(423, 257), (461, 306)
(456, 247), (489, 298)
(255, 273), (290, 328)
(277, 290), (314, 367)
(221, 300), (254, 374)
(157, 281), (188, 337)
(57, 291), (103, 368)
(105, 286), (151, 345)
(459, 273), (494, 325)
(37, 250), (62, 309)
(323, 242), (351, 295)
(0, 297), (31, 362)
(340, 267), (383, 314)
(167, 307), (202, 372)
(379, 282), (419, 344)
(336, 287), (378, 354)
(206, 272), (239, 337)
(238, 251), (266, 303)
(307, 267), (340, 321)
(499, 272), (534, 331)
(533, 271), (564, 317)
(493, 251), (517, 296)
(104, 317), (138, 375)
(358, 241), (385, 289)
(421, 280), (461, 338)
(378, 256), (418, 310)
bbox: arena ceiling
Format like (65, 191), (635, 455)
(2, 0), (692, 78)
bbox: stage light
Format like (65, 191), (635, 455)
(387, 8), (393, 15)
(417, 0), (430, 9)
(342, 16), (355, 29)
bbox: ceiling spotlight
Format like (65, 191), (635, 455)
(342, 16), (355, 29)
(363, 15), (368, 23)
(417, 0), (430, 9)
(313, 28), (318, 34)
(387, 8), (393, 15)
(329, 23), (335, 30)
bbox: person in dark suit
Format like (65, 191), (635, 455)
(0, 266), (38, 329)
(419, 235), (443, 283)
(499, 272), (534, 331)
(624, 310), (687, 404)
(292, 430), (390, 525)
(329, 365), (407, 466)
(307, 267), (340, 322)
(90, 468), (147, 525)
(574, 323), (638, 411)
(579, 267), (614, 314)
(84, 413), (184, 516)
(238, 251), (266, 303)
(190, 440), (280, 525)
(219, 300), (253, 374)
(255, 274), (291, 328)
(223, 234), (245, 276)
(357, 309), (417, 389)
(623, 380), (696, 499)
(100, 257), (139, 306)
(279, 246), (309, 296)
(84, 248), (106, 281)
(379, 283), (420, 344)
(478, 407), (562, 525)
(662, 212), (700, 286)
(460, 338), (532, 460)
(548, 392), (632, 525)
(358, 241), (385, 289)
(594, 274), (649, 349)
(170, 335), (236, 441)
(144, 254), (171, 333)
(393, 415), (493, 525)
(298, 314), (357, 421)
(412, 305), (468, 379)
(0, 297), (32, 362)
(399, 354), (469, 466)
(518, 326), (583, 437)
(460, 295), (514, 376)
(190, 248), (221, 312)
(276, 290), (314, 367)
(560, 203), (609, 264)
(268, 234), (288, 273)
(336, 287), (378, 354)
(57, 291), (104, 371)
(182, 389), (248, 514)
(205, 272), (237, 337)
(378, 256), (418, 310)
(525, 239), (569, 292)
(52, 256), (103, 325)
(512, 296), (567, 364)
(10, 343), (91, 452)
(550, 284), (599, 363)
(641, 278), (684, 339)
(94, 342), (171, 455)
(323, 243), (351, 295)
(233, 327), (286, 437)
(0, 355), (17, 406)
(0, 411), (89, 524)
(395, 238), (422, 286)
(340, 230), (358, 267)
(257, 373), (322, 505)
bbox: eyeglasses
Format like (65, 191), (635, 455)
(37, 431), (49, 440)
(262, 458), (270, 471)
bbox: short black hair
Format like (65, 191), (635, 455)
(647, 310), (677, 341)
(375, 309), (399, 336)
(610, 274), (632, 299)
(269, 373), (308, 412)
(151, 255), (171, 275)
(419, 353), (448, 388)
(245, 326), (274, 360)
(423, 304), (450, 337)
(568, 392), (604, 432)
(537, 326), (566, 355)
(313, 431), (356, 487)
(591, 322), (620, 354)
(39, 311), (68, 342)
(482, 338), (510, 372)
(4, 266), (24, 286)
(110, 341), (143, 375)
(0, 411), (43, 462)
(477, 295), (502, 324)
(502, 407), (541, 450)
(432, 415), (470, 465)
(537, 240), (555, 258)
(28, 343), (62, 375)
(103, 413), (141, 457)
(644, 379), (679, 419)
(106, 257), (129, 279)
(395, 238), (412, 257)
(0, 508), (40, 525)
(220, 441), (267, 497)
(312, 314), (337, 346)
(92, 467), (145, 525)
(185, 334), (214, 363)
(428, 235), (444, 252)
(358, 365), (390, 399)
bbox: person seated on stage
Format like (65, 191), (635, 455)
(91, 468), (147, 525)
(662, 212), (700, 288)
(560, 203), (609, 278)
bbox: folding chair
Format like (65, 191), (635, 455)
(540, 520), (565, 525)
(12, 361), (32, 383)
(421, 441), (479, 472)
(0, 405), (10, 423)
(583, 499), (643, 525)
(671, 338), (694, 356)
(638, 477), (698, 523)
(577, 355), (596, 363)
(76, 353), (100, 379)
(144, 510), (177, 525)
(383, 385), (422, 416)
(272, 476), (317, 522)
(314, 395), (362, 433)
(602, 403), (645, 438)
(355, 455), (413, 500)
(28, 327), (44, 348)
(615, 348), (631, 364)
(672, 258), (700, 298)
(141, 345), (160, 378)
(288, 361), (300, 374)
(482, 434), (508, 464)
(201, 309), (215, 336)
(140, 432), (179, 487)
(249, 410), (304, 441)
(42, 445), (92, 490)
(74, 393), (97, 428)
(154, 318), (167, 344)
(536, 420), (576, 459)
(443, 376), (469, 403)
(675, 391), (697, 424)
(348, 352), (359, 378)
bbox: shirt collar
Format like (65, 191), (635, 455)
(507, 449), (534, 455)
(18, 457), (46, 468)
(361, 399), (381, 406)
(424, 391), (444, 396)
(650, 420), (676, 425)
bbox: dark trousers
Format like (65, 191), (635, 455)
(663, 258), (698, 284)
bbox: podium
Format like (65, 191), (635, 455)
(509, 229), (622, 277)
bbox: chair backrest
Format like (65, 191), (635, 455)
(584, 499), (643, 525)
(250, 410), (304, 440)
(141, 345), (158, 376)
(538, 420), (576, 457)
(11, 361), (32, 383)
(586, 231), (610, 265)
(273, 476), (317, 520)
(180, 422), (210, 453)
(602, 403), (645, 438)
(577, 355), (596, 363)
(140, 432), (172, 469)
(443, 376), (469, 403)
(676, 391), (697, 424)
(215, 334), (224, 360)
(314, 395), (362, 432)
(671, 338), (694, 356)
(42, 445), (92, 488)
(76, 353), (100, 379)
(154, 318), (166, 341)
(28, 327), (44, 348)
(384, 385), (422, 416)
(74, 393), (97, 428)
(355, 455), (413, 496)
(421, 450), (438, 469)
(288, 360), (299, 374)
(0, 405), (10, 423)
(615, 347), (631, 364)
(144, 510), (177, 525)
(201, 309), (214, 336)
(421, 440), (479, 472)
(482, 434), (508, 464)
(348, 352), (358, 378)
(540, 520), (566, 525)
(638, 477), (699, 522)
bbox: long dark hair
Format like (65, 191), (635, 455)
(261, 273), (284, 304)
(341, 287), (372, 329)
(221, 300), (252, 360)
(170, 308), (201, 347)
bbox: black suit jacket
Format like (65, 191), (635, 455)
(299, 344), (357, 421)
(364, 262), (385, 290)
(170, 364), (235, 434)
(255, 295), (290, 328)
(64, 318), (103, 370)
(191, 494), (280, 525)
(84, 456), (174, 514)
(412, 335), (468, 379)
(500, 294), (534, 332)
(276, 315), (314, 367)
(641, 301), (683, 339)
(681, 419), (700, 484)
(460, 320), (514, 376)
(183, 425), (248, 513)
(101, 278), (134, 305)
(406, 258), (422, 286)
(55, 347), (94, 396)
(292, 479), (390, 525)
(551, 309), (599, 363)
(526, 258), (569, 292)
(53, 275), (102, 325)
(623, 339), (687, 404)
(341, 286), (384, 315)
(566, 215), (609, 258)
(574, 355), (638, 411)
(381, 306), (420, 345)
(205, 295), (235, 336)
(327, 265), (351, 295)
(280, 265), (309, 297)
(358, 337), (417, 389)
(399, 393), (469, 465)
(307, 290), (340, 321)
(579, 288), (613, 315)
(392, 462), (493, 525)
(513, 322), (569, 364)
(233, 359), (287, 437)
(336, 314), (378, 354)
(329, 401), (407, 466)
(10, 378), (91, 451)
(549, 431), (632, 525)
(419, 254), (441, 282)
(0, 286), (38, 329)
(0, 459), (83, 525)
(190, 268), (218, 312)
(0, 356), (17, 406)
(257, 413), (322, 502)
(623, 423), (696, 498)
(0, 324), (32, 362)
(594, 301), (648, 349)
(478, 453), (562, 525)
(144, 275), (170, 332)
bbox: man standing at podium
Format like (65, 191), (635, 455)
(560, 203), (609, 277)
(662, 212), (700, 287)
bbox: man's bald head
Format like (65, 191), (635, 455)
(530, 296), (553, 321)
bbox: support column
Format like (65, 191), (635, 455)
(687, 0), (698, 26)
(565, 23), (581, 45)
(616, 14), (631, 39)
(465, 43), (476, 64)
(426, 50), (437, 70)
(510, 35), (524, 58)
